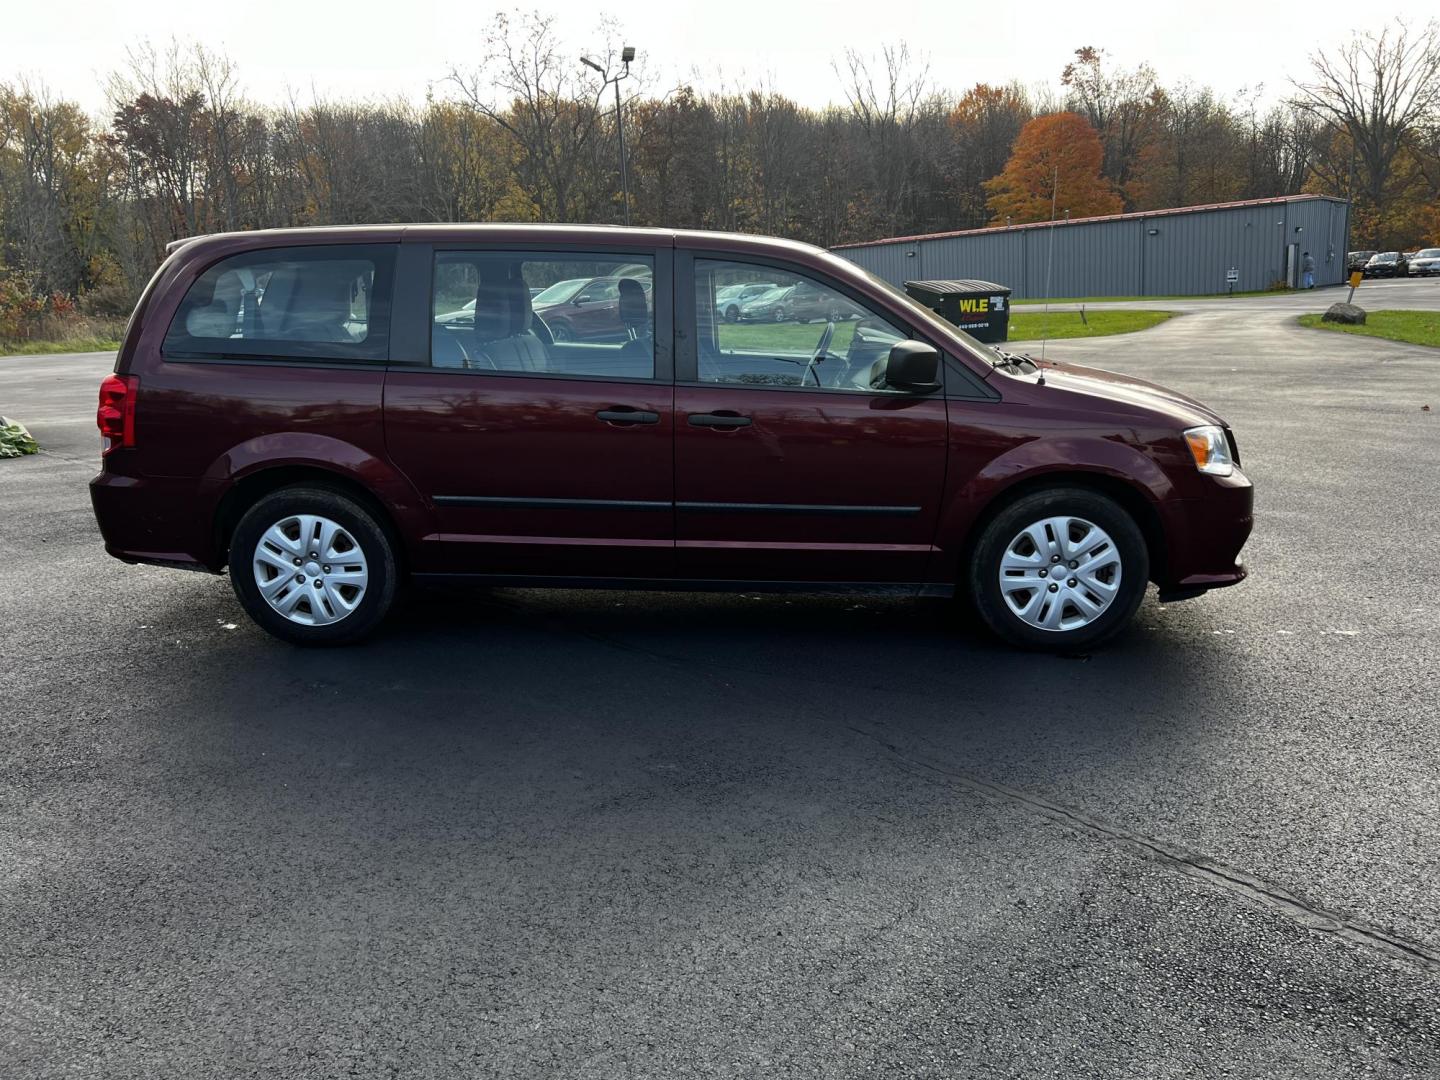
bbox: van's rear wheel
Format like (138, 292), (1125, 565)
(230, 487), (397, 645)
(970, 487), (1148, 650)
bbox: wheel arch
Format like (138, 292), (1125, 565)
(957, 469), (1168, 586)
(213, 465), (410, 573)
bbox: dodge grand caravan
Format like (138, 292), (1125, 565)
(91, 225), (1252, 649)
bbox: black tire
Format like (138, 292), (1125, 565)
(773, 307), (788, 323)
(968, 487), (1149, 651)
(229, 486), (398, 646)
(725, 305), (740, 322)
(550, 321), (574, 343)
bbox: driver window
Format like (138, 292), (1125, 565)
(694, 259), (907, 392)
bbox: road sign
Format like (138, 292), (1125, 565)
(1347, 269), (1364, 304)
(1226, 268), (1239, 284)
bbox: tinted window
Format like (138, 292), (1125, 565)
(694, 259), (907, 392)
(164, 245), (394, 361)
(432, 252), (654, 380)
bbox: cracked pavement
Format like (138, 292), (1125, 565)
(2, 278), (1439, 1077)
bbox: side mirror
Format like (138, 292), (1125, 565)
(876, 340), (941, 393)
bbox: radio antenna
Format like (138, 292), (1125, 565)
(1037, 165), (1058, 384)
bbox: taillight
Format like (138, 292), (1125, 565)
(97, 373), (138, 456)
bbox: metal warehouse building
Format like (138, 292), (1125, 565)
(833, 194), (1350, 299)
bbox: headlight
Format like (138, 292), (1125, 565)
(1183, 425), (1234, 476)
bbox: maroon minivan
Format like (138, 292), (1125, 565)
(91, 225), (1252, 649)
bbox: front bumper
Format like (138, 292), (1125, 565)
(1155, 468), (1253, 600)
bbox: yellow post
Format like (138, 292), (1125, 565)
(1346, 270), (1363, 304)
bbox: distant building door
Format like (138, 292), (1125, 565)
(1286, 244), (1299, 288)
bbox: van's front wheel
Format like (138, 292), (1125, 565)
(230, 487), (397, 645)
(969, 487), (1148, 650)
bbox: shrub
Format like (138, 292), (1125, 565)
(0, 272), (125, 349)
(79, 279), (139, 318)
(0, 272), (46, 339)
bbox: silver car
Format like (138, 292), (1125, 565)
(715, 282), (777, 322)
(1407, 248), (1440, 276)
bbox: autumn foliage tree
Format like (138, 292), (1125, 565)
(984, 112), (1123, 224)
(947, 83), (1033, 226)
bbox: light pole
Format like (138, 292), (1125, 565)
(582, 46), (635, 226)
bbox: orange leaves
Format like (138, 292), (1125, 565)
(984, 113), (1123, 225)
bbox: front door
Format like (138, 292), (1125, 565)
(384, 245), (674, 578)
(673, 255), (949, 584)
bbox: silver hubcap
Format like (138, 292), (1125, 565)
(998, 515), (1122, 632)
(252, 514), (368, 627)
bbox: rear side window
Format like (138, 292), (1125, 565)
(431, 251), (654, 379)
(163, 245), (395, 361)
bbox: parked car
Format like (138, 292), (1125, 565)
(734, 284), (792, 322)
(530, 275), (651, 343)
(92, 224), (1251, 651)
(1364, 251), (1407, 278)
(1347, 250), (1377, 273)
(716, 282), (776, 322)
(435, 298), (476, 324)
(1407, 248), (1440, 276)
(737, 280), (864, 323)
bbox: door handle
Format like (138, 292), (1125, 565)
(688, 412), (752, 429)
(596, 407), (660, 425)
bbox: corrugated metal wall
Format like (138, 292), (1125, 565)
(836, 196), (1350, 299)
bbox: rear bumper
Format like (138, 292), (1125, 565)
(1156, 469), (1253, 599)
(90, 468), (222, 572)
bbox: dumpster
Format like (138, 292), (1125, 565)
(903, 279), (1012, 343)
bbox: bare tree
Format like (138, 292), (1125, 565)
(447, 12), (609, 222)
(193, 45), (245, 231)
(1292, 20), (1440, 241)
(1062, 46), (1160, 204)
(106, 40), (212, 242)
(837, 45), (943, 237)
(0, 80), (96, 292)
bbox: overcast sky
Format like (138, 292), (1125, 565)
(4, 0), (1437, 117)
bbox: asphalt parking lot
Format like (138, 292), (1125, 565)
(3, 279), (1439, 1078)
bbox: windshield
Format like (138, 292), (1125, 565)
(1370, 253), (1397, 263)
(1416, 249), (1440, 258)
(531, 278), (588, 304)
